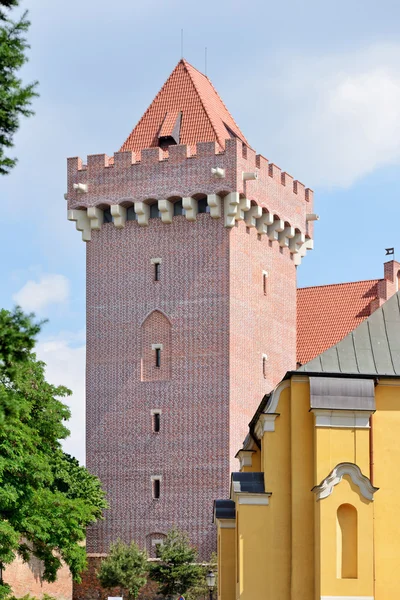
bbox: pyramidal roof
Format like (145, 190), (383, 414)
(298, 291), (400, 376)
(120, 59), (249, 156)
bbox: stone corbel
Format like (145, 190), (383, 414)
(111, 205), (126, 228)
(254, 413), (280, 438)
(294, 238), (313, 266)
(267, 219), (284, 241)
(207, 194), (221, 219)
(183, 197), (198, 221)
(87, 206), (103, 230)
(158, 200), (173, 224)
(73, 182), (88, 194)
(235, 197), (251, 221)
(278, 225), (295, 248)
(68, 209), (91, 242)
(256, 211), (274, 235)
(289, 231), (305, 253)
(236, 450), (255, 470)
(224, 192), (240, 227)
(211, 167), (225, 178)
(134, 202), (150, 226)
(244, 204), (262, 228)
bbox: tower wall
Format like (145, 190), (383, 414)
(86, 215), (230, 558)
(229, 222), (297, 469)
(67, 138), (313, 562)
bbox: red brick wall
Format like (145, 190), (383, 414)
(68, 138), (310, 580)
(86, 215), (231, 560)
(229, 221), (297, 470)
(4, 555), (72, 600)
(141, 310), (172, 381)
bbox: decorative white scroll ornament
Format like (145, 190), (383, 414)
(312, 462), (378, 501)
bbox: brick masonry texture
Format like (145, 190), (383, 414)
(67, 138), (313, 235)
(4, 555), (72, 600)
(86, 215), (231, 559)
(66, 123), (311, 596)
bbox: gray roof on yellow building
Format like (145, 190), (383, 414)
(213, 499), (235, 521)
(231, 472), (265, 494)
(297, 290), (400, 376)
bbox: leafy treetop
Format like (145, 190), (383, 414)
(0, 307), (107, 600)
(150, 528), (203, 599)
(97, 540), (148, 600)
(0, 0), (38, 174)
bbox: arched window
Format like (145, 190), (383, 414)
(337, 503), (358, 579)
(397, 270), (400, 291)
(141, 311), (171, 381)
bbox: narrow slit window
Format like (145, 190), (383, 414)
(153, 412), (160, 433)
(263, 271), (268, 295)
(262, 355), (268, 379)
(155, 262), (160, 281)
(152, 478), (161, 499)
(155, 348), (161, 368)
(151, 258), (162, 282)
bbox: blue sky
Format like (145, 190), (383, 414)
(1, 0), (399, 463)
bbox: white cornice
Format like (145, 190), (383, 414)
(236, 450), (254, 469)
(312, 409), (372, 429)
(291, 375), (309, 383)
(313, 462), (378, 502)
(237, 493), (271, 505)
(218, 519), (236, 529)
(254, 413), (279, 438)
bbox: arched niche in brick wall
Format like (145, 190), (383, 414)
(141, 310), (172, 382)
(145, 532), (167, 558)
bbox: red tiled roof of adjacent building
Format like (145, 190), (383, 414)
(120, 59), (249, 156)
(297, 280), (380, 365)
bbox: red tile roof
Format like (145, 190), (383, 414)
(297, 280), (379, 365)
(120, 59), (248, 156)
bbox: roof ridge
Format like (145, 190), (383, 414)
(298, 279), (380, 291)
(119, 61), (183, 152)
(181, 60), (223, 148)
(184, 59), (249, 147)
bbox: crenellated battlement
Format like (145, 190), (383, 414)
(66, 137), (315, 265)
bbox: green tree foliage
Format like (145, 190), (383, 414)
(97, 540), (148, 600)
(150, 528), (203, 599)
(0, 0), (38, 175)
(0, 307), (107, 599)
(186, 553), (217, 600)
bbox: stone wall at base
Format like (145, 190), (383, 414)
(4, 554), (72, 600)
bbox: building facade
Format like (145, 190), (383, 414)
(66, 59), (314, 560)
(215, 290), (400, 600)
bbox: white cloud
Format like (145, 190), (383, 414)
(244, 43), (400, 188)
(13, 273), (70, 313)
(36, 332), (86, 465)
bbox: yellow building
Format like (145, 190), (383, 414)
(214, 290), (400, 600)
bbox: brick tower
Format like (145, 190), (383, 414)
(66, 59), (314, 561)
